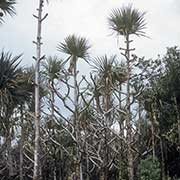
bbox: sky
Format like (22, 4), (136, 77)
(0, 0), (180, 74)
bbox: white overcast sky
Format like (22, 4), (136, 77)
(0, 0), (180, 72)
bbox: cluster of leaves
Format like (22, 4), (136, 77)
(138, 156), (161, 180)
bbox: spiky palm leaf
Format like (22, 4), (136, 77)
(108, 5), (146, 37)
(57, 34), (91, 73)
(0, 51), (33, 116)
(0, 0), (16, 22)
(92, 55), (127, 85)
(57, 34), (91, 59)
(0, 51), (21, 108)
(42, 56), (64, 81)
(92, 55), (116, 84)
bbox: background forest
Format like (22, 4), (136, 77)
(0, 0), (180, 180)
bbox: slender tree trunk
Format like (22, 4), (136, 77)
(33, 0), (46, 179)
(50, 81), (55, 117)
(151, 105), (156, 160)
(118, 83), (125, 180)
(86, 153), (90, 180)
(53, 166), (57, 180)
(160, 136), (166, 180)
(7, 129), (14, 177)
(173, 96), (180, 145)
(125, 35), (134, 180)
(50, 82), (57, 180)
(85, 130), (90, 180)
(135, 99), (142, 180)
(73, 56), (82, 180)
(20, 105), (24, 180)
(101, 81), (111, 180)
(99, 170), (105, 180)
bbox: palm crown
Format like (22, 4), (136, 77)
(92, 55), (127, 86)
(108, 5), (146, 37)
(42, 56), (64, 82)
(57, 34), (91, 73)
(57, 34), (91, 59)
(0, 51), (32, 115)
(0, 0), (16, 22)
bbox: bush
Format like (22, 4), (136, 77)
(138, 156), (161, 180)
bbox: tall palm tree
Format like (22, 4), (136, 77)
(57, 34), (91, 73)
(0, 0), (16, 22)
(0, 51), (32, 178)
(108, 5), (146, 180)
(57, 34), (91, 180)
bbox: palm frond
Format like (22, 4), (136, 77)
(57, 34), (91, 59)
(92, 55), (127, 85)
(0, 51), (23, 113)
(92, 55), (116, 78)
(0, 0), (16, 22)
(108, 5), (146, 37)
(42, 56), (64, 81)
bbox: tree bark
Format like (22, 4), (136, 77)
(125, 35), (134, 180)
(20, 105), (24, 180)
(173, 96), (180, 145)
(118, 83), (125, 180)
(73, 56), (82, 180)
(7, 130), (14, 177)
(33, 0), (45, 179)
(160, 136), (166, 180)
(151, 105), (156, 160)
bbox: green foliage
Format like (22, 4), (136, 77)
(0, 0), (16, 22)
(0, 51), (22, 111)
(57, 34), (91, 59)
(42, 56), (64, 82)
(138, 156), (161, 180)
(108, 5), (146, 36)
(144, 47), (180, 142)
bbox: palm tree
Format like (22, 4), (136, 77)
(108, 5), (146, 180)
(42, 56), (64, 117)
(91, 55), (127, 180)
(0, 51), (22, 114)
(0, 0), (16, 22)
(57, 34), (91, 73)
(57, 34), (91, 180)
(42, 56), (64, 82)
(108, 5), (146, 37)
(0, 51), (20, 177)
(92, 55), (127, 87)
(0, 51), (33, 178)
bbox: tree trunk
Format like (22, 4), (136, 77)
(99, 171), (105, 180)
(173, 96), (180, 145)
(160, 136), (166, 180)
(151, 105), (156, 160)
(118, 83), (126, 180)
(33, 0), (45, 179)
(85, 132), (90, 180)
(7, 130), (14, 177)
(73, 56), (82, 180)
(20, 105), (24, 180)
(125, 35), (134, 180)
